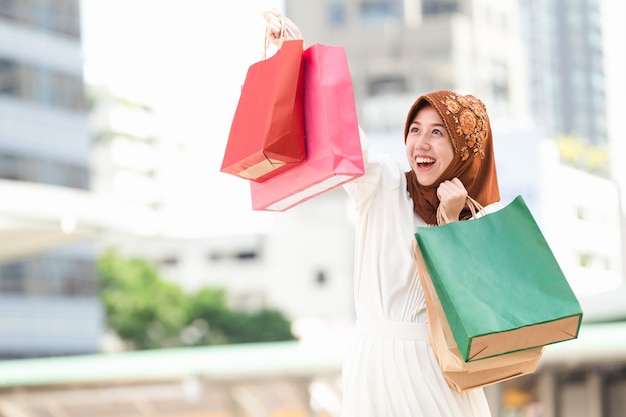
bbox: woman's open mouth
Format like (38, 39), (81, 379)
(415, 156), (435, 168)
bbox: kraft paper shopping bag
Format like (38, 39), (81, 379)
(414, 195), (582, 362)
(413, 240), (544, 392)
(221, 37), (306, 182)
(249, 43), (363, 211)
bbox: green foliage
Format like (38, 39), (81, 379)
(98, 249), (188, 349)
(97, 249), (296, 350)
(555, 135), (610, 176)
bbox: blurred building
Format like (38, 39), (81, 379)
(89, 88), (162, 209)
(519, 0), (607, 147)
(286, 0), (530, 134)
(0, 0), (159, 358)
(0, 0), (101, 358)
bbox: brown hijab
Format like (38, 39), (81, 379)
(404, 90), (500, 225)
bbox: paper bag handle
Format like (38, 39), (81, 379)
(436, 196), (486, 225)
(263, 16), (287, 59)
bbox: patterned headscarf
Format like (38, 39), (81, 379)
(404, 90), (500, 225)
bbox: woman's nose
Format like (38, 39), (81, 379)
(414, 136), (430, 149)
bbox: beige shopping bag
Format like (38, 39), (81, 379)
(413, 240), (544, 392)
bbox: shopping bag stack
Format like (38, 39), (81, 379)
(221, 19), (364, 210)
(413, 195), (583, 392)
(249, 43), (364, 211)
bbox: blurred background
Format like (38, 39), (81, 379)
(0, 0), (625, 416)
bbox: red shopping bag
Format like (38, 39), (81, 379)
(221, 39), (306, 182)
(250, 44), (363, 211)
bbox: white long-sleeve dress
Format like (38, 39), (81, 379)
(340, 132), (493, 417)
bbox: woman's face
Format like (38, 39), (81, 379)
(405, 105), (454, 186)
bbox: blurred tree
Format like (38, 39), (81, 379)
(185, 288), (295, 345)
(555, 135), (610, 177)
(97, 249), (188, 349)
(585, 145), (610, 176)
(555, 135), (585, 166)
(97, 249), (296, 350)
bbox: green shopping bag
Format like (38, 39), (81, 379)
(414, 195), (582, 362)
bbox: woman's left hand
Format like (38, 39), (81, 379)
(437, 178), (468, 222)
(263, 7), (303, 47)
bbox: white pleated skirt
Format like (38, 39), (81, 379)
(340, 320), (492, 417)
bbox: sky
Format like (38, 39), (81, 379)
(80, 0), (286, 238)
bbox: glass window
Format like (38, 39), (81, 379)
(0, 0), (80, 38)
(0, 263), (25, 293)
(606, 369), (626, 417)
(0, 58), (19, 94)
(0, 152), (89, 189)
(491, 60), (509, 103)
(421, 0), (459, 15)
(0, 0), (17, 17)
(367, 75), (406, 95)
(359, 0), (402, 25)
(327, 1), (347, 27)
(0, 257), (97, 297)
(0, 58), (85, 111)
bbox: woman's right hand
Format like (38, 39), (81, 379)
(262, 7), (303, 46)
(437, 178), (468, 223)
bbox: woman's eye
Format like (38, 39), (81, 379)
(410, 127), (419, 133)
(433, 128), (442, 135)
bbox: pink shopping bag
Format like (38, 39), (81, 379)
(250, 43), (363, 211)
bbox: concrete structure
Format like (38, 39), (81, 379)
(0, 320), (624, 417)
(0, 0), (161, 358)
(0, 0), (101, 357)
(519, 0), (607, 147)
(285, 0), (530, 133)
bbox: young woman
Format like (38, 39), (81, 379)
(264, 9), (502, 417)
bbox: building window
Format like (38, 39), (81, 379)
(491, 60), (509, 104)
(367, 75), (406, 96)
(327, 1), (347, 27)
(0, 152), (89, 189)
(236, 251), (258, 261)
(0, 59), (19, 94)
(0, 58), (85, 111)
(159, 256), (179, 266)
(0, 263), (25, 293)
(0, 0), (81, 38)
(209, 249), (261, 263)
(421, 0), (460, 15)
(0, 257), (97, 297)
(359, 0), (403, 25)
(578, 252), (611, 271)
(315, 270), (327, 285)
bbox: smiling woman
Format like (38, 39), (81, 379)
(404, 90), (500, 226)
(263, 9), (506, 416)
(405, 104), (454, 187)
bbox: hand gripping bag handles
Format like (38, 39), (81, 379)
(415, 195), (582, 362)
(221, 18), (306, 182)
(413, 195), (583, 392)
(249, 43), (364, 211)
